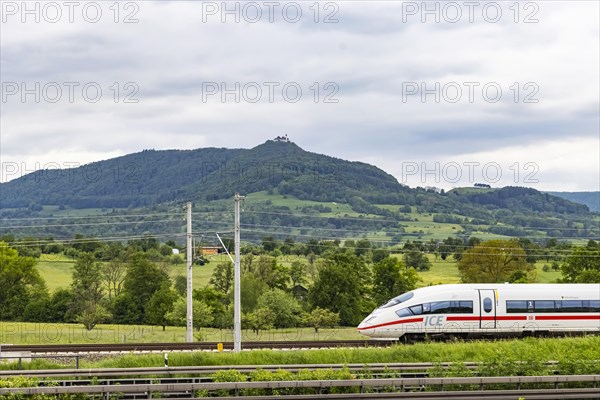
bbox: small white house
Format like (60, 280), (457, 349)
(172, 248), (180, 255)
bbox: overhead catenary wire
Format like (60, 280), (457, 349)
(2, 208), (596, 231)
(243, 210), (600, 231)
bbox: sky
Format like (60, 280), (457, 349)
(1, 0), (599, 192)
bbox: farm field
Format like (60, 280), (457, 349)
(37, 253), (231, 292)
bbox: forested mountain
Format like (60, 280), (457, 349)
(1, 140), (596, 239)
(1, 140), (408, 209)
(547, 192), (600, 212)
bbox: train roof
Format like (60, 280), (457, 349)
(409, 283), (600, 297)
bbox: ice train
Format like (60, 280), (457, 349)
(358, 284), (600, 341)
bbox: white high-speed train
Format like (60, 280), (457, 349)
(358, 284), (600, 341)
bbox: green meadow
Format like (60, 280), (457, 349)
(0, 321), (363, 345)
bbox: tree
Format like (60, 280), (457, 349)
(254, 256), (289, 290)
(0, 241), (44, 320)
(78, 303), (110, 331)
(440, 237), (463, 261)
(371, 248), (389, 264)
(72, 253), (104, 308)
(146, 286), (178, 330)
(174, 275), (187, 297)
(71, 253), (107, 328)
(261, 236), (278, 252)
(243, 307), (275, 335)
(166, 298), (214, 331)
(22, 293), (51, 322)
(281, 238), (295, 255)
(458, 240), (534, 283)
(210, 261), (234, 296)
(308, 252), (374, 326)
(354, 238), (372, 257)
(289, 260), (307, 287)
(372, 257), (419, 306)
(47, 288), (76, 323)
(119, 253), (171, 323)
(561, 245), (600, 283)
(102, 259), (126, 301)
(403, 250), (432, 271)
(112, 293), (144, 324)
(240, 273), (268, 313)
(241, 254), (255, 274)
(256, 289), (302, 328)
(193, 287), (229, 329)
(302, 307), (339, 333)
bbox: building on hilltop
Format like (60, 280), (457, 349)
(273, 134), (290, 143)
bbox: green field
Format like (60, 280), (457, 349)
(416, 257), (463, 286)
(0, 321), (363, 345)
(36, 254), (76, 291)
(36, 253), (231, 292)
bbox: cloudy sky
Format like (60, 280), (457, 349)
(1, 1), (598, 191)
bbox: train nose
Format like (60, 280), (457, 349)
(357, 315), (377, 337)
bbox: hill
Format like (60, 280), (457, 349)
(546, 192), (600, 212)
(0, 140), (408, 209)
(1, 141), (596, 240)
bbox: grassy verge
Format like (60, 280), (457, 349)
(2, 336), (598, 372)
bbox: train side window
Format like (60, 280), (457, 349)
(527, 301), (534, 312)
(590, 300), (600, 312)
(483, 298), (492, 313)
(450, 301), (474, 313)
(459, 301), (473, 313)
(534, 300), (556, 312)
(409, 305), (423, 315)
(430, 301), (451, 314)
(381, 292), (415, 309)
(506, 300), (527, 313)
(560, 300), (584, 312)
(395, 308), (413, 318)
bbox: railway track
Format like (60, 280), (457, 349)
(1, 375), (598, 399)
(0, 362), (486, 378)
(1, 340), (391, 354)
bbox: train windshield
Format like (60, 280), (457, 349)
(380, 292), (414, 309)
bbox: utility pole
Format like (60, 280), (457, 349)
(234, 193), (245, 352)
(186, 202), (193, 343)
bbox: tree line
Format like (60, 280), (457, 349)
(0, 236), (598, 335)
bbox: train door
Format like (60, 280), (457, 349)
(478, 289), (496, 329)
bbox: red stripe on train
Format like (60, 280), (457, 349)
(357, 317), (423, 330)
(359, 314), (600, 330)
(446, 316), (528, 321)
(534, 315), (600, 320)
